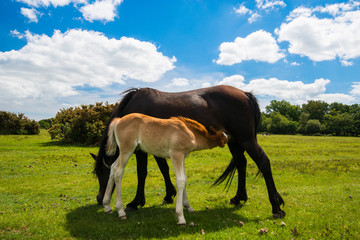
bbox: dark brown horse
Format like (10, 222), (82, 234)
(92, 85), (285, 218)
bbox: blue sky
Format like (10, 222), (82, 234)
(1, 0), (360, 120)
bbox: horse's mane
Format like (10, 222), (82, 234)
(172, 116), (208, 137)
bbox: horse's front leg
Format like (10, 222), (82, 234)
(154, 156), (177, 204)
(228, 140), (248, 205)
(126, 151), (148, 211)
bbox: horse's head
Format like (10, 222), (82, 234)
(209, 127), (228, 148)
(91, 152), (111, 205)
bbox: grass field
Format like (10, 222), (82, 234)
(1, 130), (359, 239)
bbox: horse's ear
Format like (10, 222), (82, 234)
(90, 153), (97, 161)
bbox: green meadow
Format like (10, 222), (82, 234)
(0, 131), (359, 239)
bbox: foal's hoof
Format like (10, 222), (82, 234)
(119, 215), (127, 220)
(104, 210), (113, 214)
(273, 210), (286, 219)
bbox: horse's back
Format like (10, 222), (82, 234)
(120, 85), (258, 141)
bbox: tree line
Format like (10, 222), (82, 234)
(260, 100), (360, 136)
(1, 99), (359, 143)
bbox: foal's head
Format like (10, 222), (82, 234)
(209, 127), (228, 148)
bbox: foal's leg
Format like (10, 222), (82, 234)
(182, 184), (194, 213)
(170, 152), (188, 225)
(103, 159), (118, 213)
(126, 151), (148, 211)
(243, 139), (285, 218)
(154, 156), (177, 204)
(228, 140), (248, 205)
(113, 151), (133, 218)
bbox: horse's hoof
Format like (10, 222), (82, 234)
(230, 198), (240, 206)
(104, 210), (112, 214)
(120, 215), (127, 220)
(125, 206), (138, 212)
(163, 197), (174, 204)
(177, 221), (186, 226)
(273, 210), (286, 219)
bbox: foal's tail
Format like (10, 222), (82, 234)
(106, 118), (120, 156)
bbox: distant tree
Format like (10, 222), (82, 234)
(297, 112), (310, 134)
(266, 112), (297, 134)
(259, 113), (271, 132)
(39, 119), (53, 129)
(0, 111), (40, 135)
(265, 100), (301, 121)
(305, 119), (325, 135)
(324, 113), (353, 136)
(328, 102), (350, 115)
(302, 100), (329, 122)
(350, 104), (360, 136)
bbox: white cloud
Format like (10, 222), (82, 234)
(215, 75), (357, 105)
(350, 82), (360, 96)
(0, 29), (176, 102)
(17, 0), (120, 23)
(215, 75), (246, 89)
(234, 4), (261, 23)
(216, 30), (285, 65)
(248, 13), (261, 23)
(16, 0), (77, 8)
(234, 4), (251, 15)
(277, 2), (360, 63)
(80, 0), (123, 22)
(290, 61), (300, 66)
(20, 8), (39, 22)
(256, 0), (286, 10)
(168, 78), (190, 87)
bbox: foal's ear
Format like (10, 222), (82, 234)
(209, 126), (217, 135)
(90, 153), (97, 161)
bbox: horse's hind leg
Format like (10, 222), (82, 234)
(243, 139), (285, 218)
(126, 151), (148, 211)
(228, 140), (248, 205)
(155, 156), (176, 204)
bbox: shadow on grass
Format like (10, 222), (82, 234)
(65, 203), (253, 239)
(39, 140), (98, 148)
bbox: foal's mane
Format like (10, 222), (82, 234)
(172, 116), (208, 137)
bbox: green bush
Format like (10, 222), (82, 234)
(0, 111), (40, 135)
(48, 102), (116, 145)
(39, 119), (53, 129)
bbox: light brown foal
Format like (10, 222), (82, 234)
(103, 113), (228, 225)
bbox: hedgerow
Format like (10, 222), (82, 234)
(0, 111), (40, 135)
(48, 102), (116, 145)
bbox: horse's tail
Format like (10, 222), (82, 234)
(212, 92), (260, 188)
(245, 92), (260, 138)
(106, 118), (120, 156)
(211, 156), (237, 188)
(93, 88), (139, 176)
